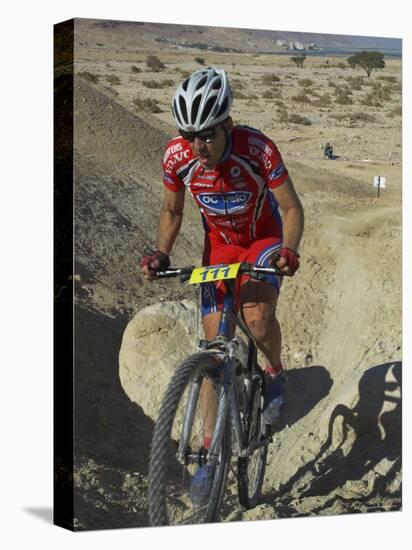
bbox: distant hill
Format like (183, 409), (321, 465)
(75, 18), (401, 54)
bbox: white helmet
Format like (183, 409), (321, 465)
(172, 67), (233, 132)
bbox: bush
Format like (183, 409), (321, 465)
(195, 57), (205, 65)
(143, 79), (174, 88)
(311, 93), (332, 107)
(262, 90), (278, 99)
(146, 55), (165, 71)
(106, 75), (121, 85)
(335, 91), (353, 105)
(388, 105), (402, 117)
(131, 65), (142, 73)
(346, 76), (364, 90)
(377, 75), (398, 83)
(277, 108), (289, 123)
(291, 55), (306, 69)
(78, 71), (99, 83)
(132, 97), (162, 113)
(360, 82), (392, 107)
(291, 93), (311, 103)
(289, 114), (312, 125)
(262, 74), (281, 84)
(298, 78), (313, 87)
(348, 112), (377, 123)
(330, 112), (376, 124)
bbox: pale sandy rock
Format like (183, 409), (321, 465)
(119, 300), (200, 427)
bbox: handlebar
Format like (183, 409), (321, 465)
(156, 262), (292, 282)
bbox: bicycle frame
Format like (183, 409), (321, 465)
(178, 278), (265, 466)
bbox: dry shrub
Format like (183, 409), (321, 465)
(289, 114), (311, 125)
(298, 78), (313, 87)
(132, 97), (162, 113)
(311, 93), (332, 107)
(106, 75), (121, 85)
(291, 93), (311, 103)
(143, 79), (174, 88)
(346, 76), (364, 90)
(78, 71), (99, 83)
(387, 105), (402, 117)
(262, 90), (277, 99)
(146, 55), (165, 71)
(262, 74), (281, 84)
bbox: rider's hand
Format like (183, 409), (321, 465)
(271, 247), (300, 275)
(140, 247), (170, 280)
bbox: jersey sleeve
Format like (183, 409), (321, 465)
(162, 140), (185, 192)
(263, 139), (289, 189)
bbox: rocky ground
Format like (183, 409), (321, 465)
(65, 19), (402, 530)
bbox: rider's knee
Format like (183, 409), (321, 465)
(245, 316), (274, 340)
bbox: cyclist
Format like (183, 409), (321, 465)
(141, 67), (304, 505)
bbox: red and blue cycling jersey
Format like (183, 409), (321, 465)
(162, 125), (289, 246)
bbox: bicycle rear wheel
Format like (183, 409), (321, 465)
(237, 376), (268, 509)
(148, 353), (231, 526)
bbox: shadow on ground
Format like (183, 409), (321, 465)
(264, 361), (402, 516)
(73, 304), (155, 530)
(277, 365), (333, 431)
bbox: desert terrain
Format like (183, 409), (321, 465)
(60, 19), (401, 529)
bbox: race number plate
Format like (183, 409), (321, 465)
(189, 263), (241, 284)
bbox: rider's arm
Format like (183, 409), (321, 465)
(271, 176), (304, 252)
(157, 187), (185, 255)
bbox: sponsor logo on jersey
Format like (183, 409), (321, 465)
(164, 149), (191, 174)
(248, 136), (274, 157)
(269, 163), (286, 180)
(198, 173), (217, 180)
(197, 191), (252, 214)
(248, 146), (272, 170)
(230, 166), (241, 178)
(163, 142), (183, 163)
(192, 181), (214, 188)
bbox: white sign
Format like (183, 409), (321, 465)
(373, 176), (386, 188)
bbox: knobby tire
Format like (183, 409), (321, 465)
(148, 352), (230, 526)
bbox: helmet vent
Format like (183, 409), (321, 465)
(200, 97), (216, 125)
(191, 95), (201, 124)
(216, 97), (228, 119)
(182, 78), (190, 92)
(212, 78), (222, 90)
(196, 75), (208, 90)
(179, 96), (188, 124)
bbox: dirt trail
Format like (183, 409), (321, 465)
(69, 54), (401, 529)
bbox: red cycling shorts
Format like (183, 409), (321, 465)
(201, 234), (283, 317)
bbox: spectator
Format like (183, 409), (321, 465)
(324, 142), (334, 160)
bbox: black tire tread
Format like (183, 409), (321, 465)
(148, 353), (224, 526)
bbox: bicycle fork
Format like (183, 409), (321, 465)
(176, 356), (232, 466)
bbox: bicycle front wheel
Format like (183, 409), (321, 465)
(148, 352), (231, 526)
(237, 377), (268, 509)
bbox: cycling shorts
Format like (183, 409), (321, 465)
(201, 235), (283, 317)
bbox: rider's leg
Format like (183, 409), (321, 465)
(239, 279), (281, 368)
(199, 312), (222, 447)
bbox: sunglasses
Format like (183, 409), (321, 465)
(179, 126), (218, 143)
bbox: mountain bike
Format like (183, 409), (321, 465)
(147, 260), (288, 526)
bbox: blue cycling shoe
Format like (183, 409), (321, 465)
(189, 464), (215, 506)
(262, 372), (286, 425)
